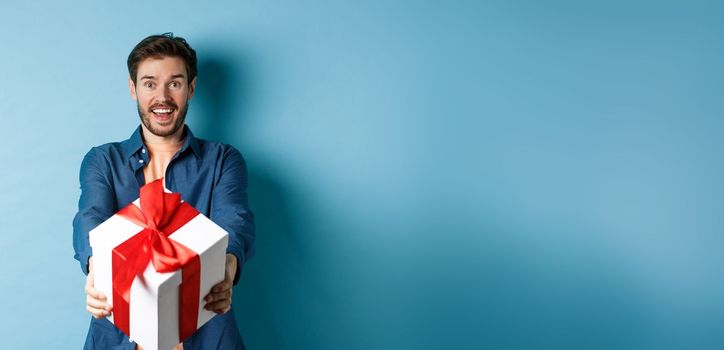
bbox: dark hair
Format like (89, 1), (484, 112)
(127, 32), (197, 84)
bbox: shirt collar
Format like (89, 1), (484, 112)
(122, 124), (202, 160)
(180, 125), (202, 159)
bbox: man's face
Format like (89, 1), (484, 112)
(129, 56), (196, 137)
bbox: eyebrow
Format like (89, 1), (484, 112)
(139, 74), (187, 81)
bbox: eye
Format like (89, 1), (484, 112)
(169, 81), (181, 89)
(144, 81), (154, 88)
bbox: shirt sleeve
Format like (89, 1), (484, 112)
(72, 147), (116, 275)
(210, 146), (256, 285)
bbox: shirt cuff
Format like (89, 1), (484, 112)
(75, 249), (92, 275)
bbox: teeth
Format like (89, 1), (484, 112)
(153, 108), (173, 114)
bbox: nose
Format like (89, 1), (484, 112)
(154, 86), (173, 104)
(161, 85), (172, 101)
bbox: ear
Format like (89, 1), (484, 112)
(129, 77), (137, 100)
(187, 77), (197, 100)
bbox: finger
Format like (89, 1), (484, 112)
(87, 300), (113, 314)
(206, 296), (231, 308)
(204, 299), (231, 313)
(86, 295), (112, 311)
(86, 305), (111, 318)
(85, 286), (107, 301)
(205, 289), (231, 303)
(204, 288), (232, 301)
(212, 280), (232, 293)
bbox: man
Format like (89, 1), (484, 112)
(72, 33), (255, 350)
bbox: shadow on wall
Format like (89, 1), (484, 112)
(193, 51), (349, 349)
(190, 48), (662, 350)
(192, 56), (240, 143)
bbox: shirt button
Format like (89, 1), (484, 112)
(142, 149), (146, 154)
(139, 159), (144, 163)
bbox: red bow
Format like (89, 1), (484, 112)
(112, 178), (201, 341)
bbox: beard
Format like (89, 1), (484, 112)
(137, 100), (189, 137)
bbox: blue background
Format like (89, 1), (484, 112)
(1, 1), (723, 349)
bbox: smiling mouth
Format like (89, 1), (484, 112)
(150, 106), (176, 121)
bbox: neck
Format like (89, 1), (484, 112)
(140, 124), (185, 146)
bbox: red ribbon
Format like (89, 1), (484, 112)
(111, 178), (201, 341)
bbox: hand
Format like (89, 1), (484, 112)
(204, 253), (237, 314)
(85, 257), (113, 318)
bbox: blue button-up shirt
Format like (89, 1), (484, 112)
(73, 125), (255, 350)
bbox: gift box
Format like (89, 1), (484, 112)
(89, 179), (228, 350)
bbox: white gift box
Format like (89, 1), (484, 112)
(89, 197), (228, 350)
